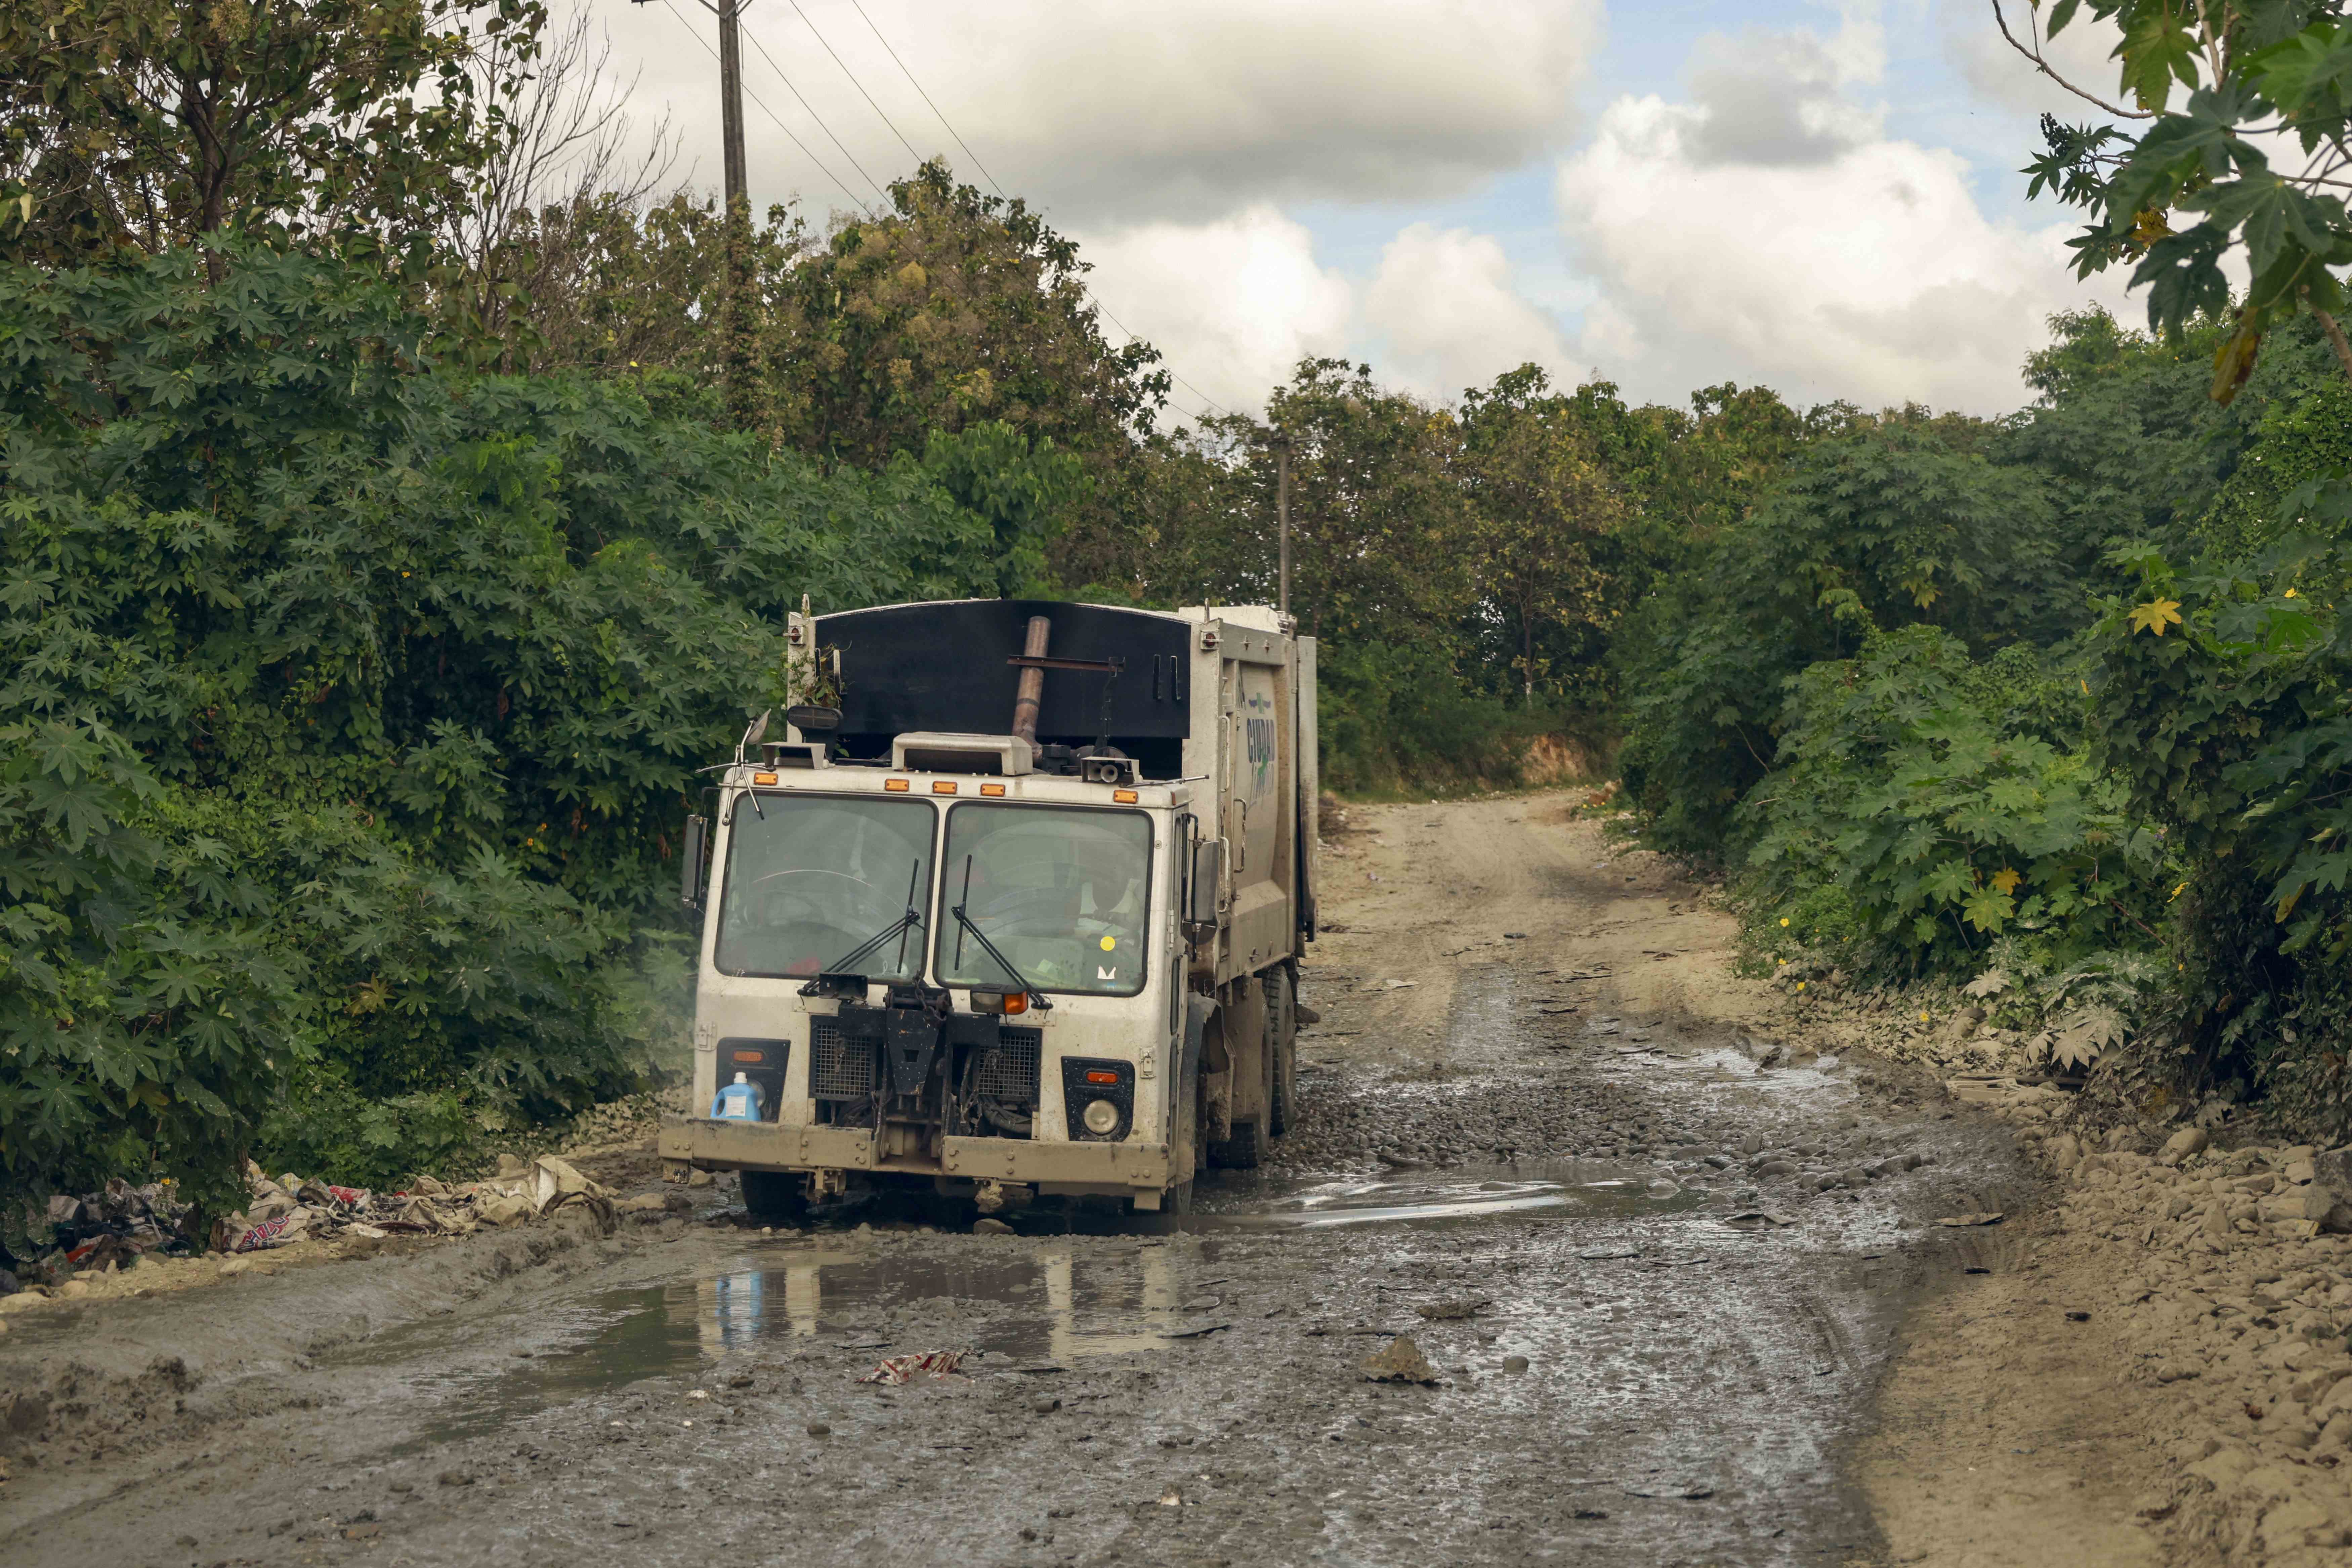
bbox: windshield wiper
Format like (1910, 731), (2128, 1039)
(950, 854), (1052, 1012)
(798, 861), (925, 997)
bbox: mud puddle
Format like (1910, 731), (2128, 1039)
(1190, 1159), (1697, 1228)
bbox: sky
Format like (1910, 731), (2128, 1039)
(583, 0), (2140, 422)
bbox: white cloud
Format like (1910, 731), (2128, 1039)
(1360, 224), (1576, 400)
(1681, 3), (1886, 167)
(1555, 92), (2135, 414)
(1073, 206), (1355, 416)
(594, 0), (1603, 224)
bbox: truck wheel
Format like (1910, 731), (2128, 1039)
(1208, 1119), (1264, 1169)
(1266, 967), (1299, 1137)
(740, 1169), (809, 1224)
(1158, 1179), (1194, 1216)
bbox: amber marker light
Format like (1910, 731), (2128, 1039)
(752, 772), (777, 785)
(1113, 789), (1139, 803)
(1084, 1069), (1120, 1085)
(980, 783), (1007, 797)
(884, 778), (910, 792)
(933, 780), (958, 795)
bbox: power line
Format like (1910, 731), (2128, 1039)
(1097, 308), (1234, 419)
(845, 0), (1006, 197)
(653, 0), (872, 215)
(788, 0), (924, 166)
(735, 22), (892, 206)
(835, 0), (1233, 421)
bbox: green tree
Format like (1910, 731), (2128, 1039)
(1458, 365), (1629, 701)
(0, 243), (1012, 1213)
(0, 0), (542, 272)
(763, 160), (1167, 468)
(2010, 0), (2352, 397)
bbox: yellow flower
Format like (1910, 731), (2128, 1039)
(1919, 1010), (1930, 1022)
(1778, 917), (1791, 927)
(1795, 980), (1806, 991)
(2285, 588), (2299, 598)
(2170, 881), (2188, 901)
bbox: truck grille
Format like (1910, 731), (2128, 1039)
(808, 1018), (878, 1099)
(976, 1027), (1042, 1102)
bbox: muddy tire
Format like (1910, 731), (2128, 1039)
(1266, 966), (1298, 1137)
(1209, 1119), (1264, 1169)
(1156, 1179), (1195, 1215)
(740, 1169), (808, 1223)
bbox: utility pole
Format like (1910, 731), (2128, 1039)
(637, 0), (758, 421)
(717, 0), (748, 211)
(632, 0), (749, 211)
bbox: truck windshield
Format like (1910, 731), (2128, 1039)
(713, 795), (933, 980)
(936, 805), (1152, 996)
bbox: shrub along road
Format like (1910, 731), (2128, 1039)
(1, 791), (2175, 1567)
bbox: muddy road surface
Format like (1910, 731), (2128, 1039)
(5, 795), (2035, 1567)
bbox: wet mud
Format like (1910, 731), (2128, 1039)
(1, 794), (2037, 1567)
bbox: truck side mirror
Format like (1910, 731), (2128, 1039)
(1186, 838), (1225, 929)
(681, 814), (709, 909)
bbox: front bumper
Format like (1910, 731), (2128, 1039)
(657, 1115), (1173, 1198)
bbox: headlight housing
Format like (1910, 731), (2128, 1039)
(1060, 1058), (1134, 1140)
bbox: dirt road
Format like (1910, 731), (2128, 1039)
(4, 794), (2111, 1566)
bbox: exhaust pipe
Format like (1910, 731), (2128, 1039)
(1011, 615), (1050, 744)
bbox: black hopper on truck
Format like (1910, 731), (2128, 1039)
(815, 599), (1191, 778)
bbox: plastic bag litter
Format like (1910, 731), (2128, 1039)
(856, 1351), (964, 1385)
(234, 1211), (315, 1252)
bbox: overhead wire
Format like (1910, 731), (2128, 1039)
(788, 0), (923, 166)
(652, 0), (872, 216)
(735, 23), (893, 206)
(662, 0), (1230, 425)
(831, 0), (1235, 422)
(844, 0), (1005, 197)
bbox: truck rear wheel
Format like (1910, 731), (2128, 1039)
(740, 1169), (809, 1224)
(1266, 966), (1298, 1137)
(1209, 1118), (1263, 1169)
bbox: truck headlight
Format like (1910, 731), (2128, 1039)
(1082, 1098), (1121, 1136)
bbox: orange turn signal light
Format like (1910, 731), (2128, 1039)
(1113, 789), (1138, 803)
(884, 778), (910, 792)
(730, 1049), (765, 1063)
(980, 782), (1007, 797)
(933, 780), (957, 795)
(753, 772), (777, 785)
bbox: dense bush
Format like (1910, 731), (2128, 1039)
(1739, 627), (2165, 979)
(1618, 414), (2085, 864)
(0, 247), (1019, 1217)
(2089, 530), (2352, 1128)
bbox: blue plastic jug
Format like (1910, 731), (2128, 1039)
(711, 1072), (765, 1121)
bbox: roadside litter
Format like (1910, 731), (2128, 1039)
(2, 1153), (625, 1299)
(857, 1351), (965, 1385)
(1361, 1334), (1441, 1384)
(228, 1154), (617, 1252)
(0, 1178), (195, 1291)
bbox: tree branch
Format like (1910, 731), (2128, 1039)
(1990, 0), (2154, 121)
(2312, 306), (2352, 385)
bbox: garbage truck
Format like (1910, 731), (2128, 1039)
(658, 598), (1317, 1217)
